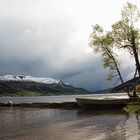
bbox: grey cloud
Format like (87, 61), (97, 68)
(0, 13), (135, 91)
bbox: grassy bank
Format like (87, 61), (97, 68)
(124, 102), (140, 113)
(0, 90), (88, 97)
(0, 90), (42, 96)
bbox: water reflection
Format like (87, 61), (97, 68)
(77, 108), (128, 116)
(0, 107), (140, 140)
(76, 108), (128, 140)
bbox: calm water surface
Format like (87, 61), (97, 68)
(0, 107), (140, 140)
(0, 94), (139, 140)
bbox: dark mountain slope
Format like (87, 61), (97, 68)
(0, 75), (90, 96)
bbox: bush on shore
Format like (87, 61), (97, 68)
(124, 102), (140, 113)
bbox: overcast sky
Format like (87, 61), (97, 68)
(0, 0), (139, 91)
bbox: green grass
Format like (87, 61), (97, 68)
(0, 90), (88, 97)
(19, 90), (42, 96)
(0, 90), (42, 97)
(124, 102), (140, 113)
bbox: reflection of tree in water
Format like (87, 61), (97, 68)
(100, 112), (129, 140)
(102, 114), (140, 140)
(118, 113), (140, 140)
(76, 109), (129, 140)
(102, 123), (127, 140)
(136, 114), (140, 133)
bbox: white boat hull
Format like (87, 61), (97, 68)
(76, 97), (129, 108)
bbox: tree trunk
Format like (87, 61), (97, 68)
(105, 47), (130, 96)
(132, 48), (140, 77)
(113, 57), (130, 96)
(131, 31), (140, 77)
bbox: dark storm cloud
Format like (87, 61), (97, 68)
(0, 19), (134, 91)
(0, 0), (136, 91)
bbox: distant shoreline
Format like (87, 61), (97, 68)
(0, 102), (79, 109)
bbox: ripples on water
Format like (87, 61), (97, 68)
(0, 107), (140, 140)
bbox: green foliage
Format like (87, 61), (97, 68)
(122, 2), (140, 25)
(90, 2), (140, 83)
(19, 91), (42, 96)
(111, 2), (140, 77)
(90, 24), (121, 82)
(125, 102), (140, 113)
(0, 90), (42, 96)
(0, 91), (88, 97)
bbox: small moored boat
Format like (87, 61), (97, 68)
(76, 96), (129, 108)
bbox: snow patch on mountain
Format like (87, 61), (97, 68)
(0, 75), (64, 85)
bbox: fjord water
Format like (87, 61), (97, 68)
(0, 107), (140, 140)
(0, 93), (128, 103)
(0, 93), (139, 140)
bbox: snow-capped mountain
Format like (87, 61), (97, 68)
(0, 75), (62, 85)
(0, 75), (89, 96)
